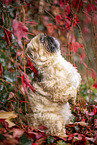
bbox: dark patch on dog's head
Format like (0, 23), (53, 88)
(40, 34), (60, 53)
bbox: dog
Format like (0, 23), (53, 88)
(26, 33), (81, 136)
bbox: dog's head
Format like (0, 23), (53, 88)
(39, 33), (60, 53)
(26, 33), (60, 63)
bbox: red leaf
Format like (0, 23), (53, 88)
(80, 1), (83, 7)
(91, 4), (96, 11)
(93, 107), (97, 115)
(69, 42), (80, 53)
(73, 0), (78, 8)
(4, 121), (9, 130)
(83, 62), (87, 68)
(80, 53), (86, 64)
(74, 63), (78, 68)
(35, 133), (43, 140)
(87, 4), (91, 12)
(95, 0), (97, 4)
(29, 85), (35, 93)
(68, 134), (74, 141)
(0, 119), (9, 129)
(83, 27), (90, 34)
(4, 0), (12, 5)
(66, 4), (71, 14)
(0, 119), (5, 122)
(0, 63), (3, 78)
(21, 72), (35, 93)
(30, 63), (39, 78)
(47, 23), (54, 34)
(60, 0), (64, 8)
(13, 19), (28, 48)
(21, 74), (28, 93)
(69, 42), (72, 51)
(74, 17), (79, 26)
(38, 125), (48, 130)
(27, 59), (39, 77)
(56, 15), (61, 24)
(4, 28), (12, 45)
(93, 83), (97, 89)
(73, 42), (80, 52)
(81, 119), (86, 122)
(80, 44), (84, 50)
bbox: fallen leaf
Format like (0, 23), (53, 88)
(75, 121), (88, 126)
(0, 111), (17, 127)
(11, 128), (24, 138)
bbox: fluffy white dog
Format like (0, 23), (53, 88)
(26, 33), (81, 136)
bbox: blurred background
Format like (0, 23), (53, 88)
(0, 0), (97, 120)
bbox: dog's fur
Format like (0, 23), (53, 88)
(26, 33), (81, 136)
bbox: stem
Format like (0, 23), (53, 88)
(77, 23), (89, 79)
(90, 2), (97, 73)
(21, 4), (26, 74)
(21, 3), (29, 128)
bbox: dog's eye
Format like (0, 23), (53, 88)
(40, 34), (47, 44)
(40, 36), (45, 43)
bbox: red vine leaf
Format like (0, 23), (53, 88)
(83, 62), (87, 68)
(87, 4), (91, 13)
(13, 19), (28, 48)
(69, 42), (80, 53)
(74, 17), (79, 26)
(2, 27), (12, 45)
(73, 0), (78, 8)
(80, 44), (84, 50)
(91, 4), (96, 11)
(4, 0), (12, 5)
(47, 23), (54, 34)
(0, 63), (3, 78)
(56, 15), (61, 25)
(60, 0), (64, 8)
(80, 53), (86, 64)
(21, 72), (35, 94)
(93, 107), (97, 115)
(26, 59), (39, 77)
(93, 83), (97, 89)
